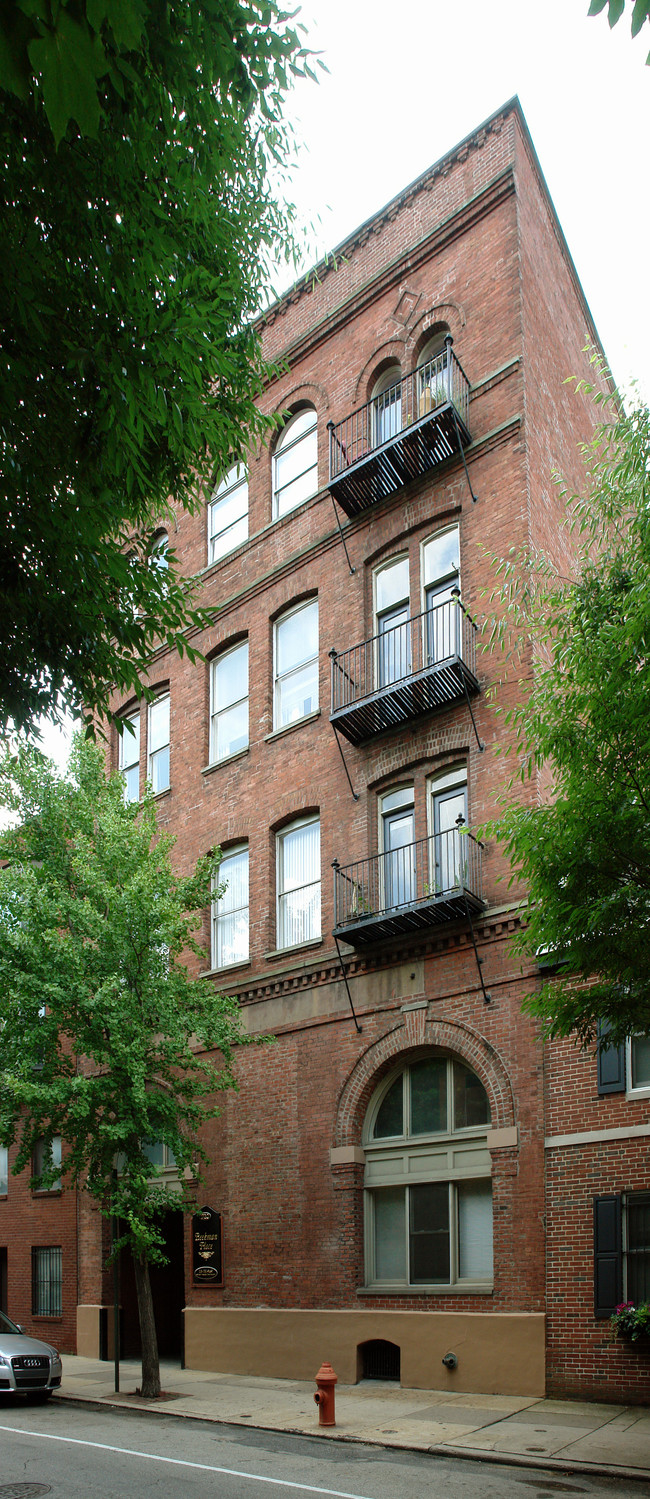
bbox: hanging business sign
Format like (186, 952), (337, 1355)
(191, 1206), (223, 1286)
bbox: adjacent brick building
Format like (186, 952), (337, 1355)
(2, 97), (648, 1403)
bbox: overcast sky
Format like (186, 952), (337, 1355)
(35, 0), (648, 769)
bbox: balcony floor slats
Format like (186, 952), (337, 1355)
(330, 403), (470, 518)
(333, 887), (485, 948)
(331, 656), (479, 746)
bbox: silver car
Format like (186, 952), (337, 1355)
(0, 1309), (62, 1399)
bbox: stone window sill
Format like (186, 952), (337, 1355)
(357, 1284), (493, 1296)
(264, 710), (321, 744)
(201, 748), (250, 776)
(200, 960), (252, 979)
(265, 937), (324, 961)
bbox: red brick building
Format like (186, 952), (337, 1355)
(2, 98), (649, 1403)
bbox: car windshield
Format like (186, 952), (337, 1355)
(0, 1309), (22, 1335)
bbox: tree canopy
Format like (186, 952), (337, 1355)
(490, 388), (650, 1046)
(0, 736), (254, 1396)
(0, 2), (316, 737)
(588, 0), (650, 61)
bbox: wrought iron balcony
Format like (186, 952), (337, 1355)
(330, 595), (479, 746)
(328, 342), (471, 518)
(333, 824), (485, 947)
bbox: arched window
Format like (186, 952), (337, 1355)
(417, 329), (451, 414)
(371, 364), (402, 446)
(149, 531), (169, 571)
(363, 1052), (493, 1289)
(273, 409), (318, 518)
(209, 463), (248, 563)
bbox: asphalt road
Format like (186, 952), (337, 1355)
(0, 1399), (643, 1499)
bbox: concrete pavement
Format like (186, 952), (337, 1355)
(53, 1354), (650, 1483)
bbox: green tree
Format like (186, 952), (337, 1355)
(0, 2), (317, 737)
(0, 737), (253, 1397)
(490, 389), (650, 1046)
(588, 0), (650, 61)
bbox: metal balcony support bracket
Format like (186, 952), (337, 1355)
(333, 928), (363, 1034)
(331, 714), (360, 800)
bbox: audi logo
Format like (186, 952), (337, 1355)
(24, 1358), (42, 1367)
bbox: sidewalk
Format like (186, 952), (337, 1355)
(53, 1354), (650, 1482)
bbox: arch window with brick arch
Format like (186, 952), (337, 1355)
(363, 1052), (493, 1290)
(371, 364), (402, 447)
(273, 409), (318, 518)
(210, 641), (248, 764)
(209, 462), (248, 563)
(416, 327), (451, 414)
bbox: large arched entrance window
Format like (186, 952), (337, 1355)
(363, 1052), (493, 1290)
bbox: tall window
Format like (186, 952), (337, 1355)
(375, 556), (410, 686)
(364, 1053), (492, 1289)
(32, 1247), (62, 1316)
(148, 694), (170, 794)
(371, 365), (402, 446)
(629, 1036), (650, 1092)
(0, 1145), (7, 1196)
(273, 409), (318, 518)
(380, 786), (415, 909)
(212, 845), (249, 969)
(417, 329), (450, 414)
(209, 463), (248, 563)
(33, 1136), (62, 1193)
(210, 643), (248, 763)
(277, 817), (320, 949)
(422, 527), (460, 664)
(149, 530), (169, 572)
(429, 765), (468, 894)
(118, 711), (140, 804)
(274, 601), (319, 729)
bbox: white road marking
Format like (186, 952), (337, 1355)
(0, 1424), (377, 1499)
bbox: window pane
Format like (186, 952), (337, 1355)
(209, 468), (248, 562)
(278, 821), (320, 948)
(119, 715), (140, 771)
(279, 882), (321, 947)
(277, 604), (318, 675)
(458, 1181), (493, 1280)
(214, 848), (249, 967)
(628, 1193), (650, 1303)
(453, 1062), (490, 1129)
(409, 1182), (449, 1282)
(123, 765), (139, 803)
(410, 1058), (447, 1135)
(374, 1075), (404, 1138)
(423, 529), (460, 589)
(214, 645), (248, 712)
(149, 696), (169, 753)
(631, 1035), (650, 1088)
(215, 699), (248, 757)
(32, 1247), (62, 1317)
(0, 1145), (7, 1195)
(374, 1187), (406, 1280)
(376, 558), (409, 615)
(278, 660), (319, 726)
(274, 413), (318, 515)
(150, 744), (170, 794)
(282, 821), (319, 892)
(143, 1141), (165, 1167)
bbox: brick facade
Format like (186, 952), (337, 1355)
(2, 98), (648, 1401)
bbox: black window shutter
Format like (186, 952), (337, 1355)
(593, 1194), (622, 1317)
(597, 1019), (626, 1095)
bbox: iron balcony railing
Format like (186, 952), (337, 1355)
(332, 823), (484, 947)
(327, 341), (471, 517)
(330, 593), (479, 746)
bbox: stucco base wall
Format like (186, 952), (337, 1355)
(76, 1304), (102, 1358)
(183, 1308), (545, 1396)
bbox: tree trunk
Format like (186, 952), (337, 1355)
(132, 1253), (161, 1398)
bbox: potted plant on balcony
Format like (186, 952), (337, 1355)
(610, 1301), (650, 1343)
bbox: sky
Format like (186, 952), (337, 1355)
(34, 0), (649, 770)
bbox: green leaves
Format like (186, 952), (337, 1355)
(587, 0), (650, 59)
(28, 10), (108, 144)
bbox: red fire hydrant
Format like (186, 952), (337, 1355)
(314, 1360), (338, 1427)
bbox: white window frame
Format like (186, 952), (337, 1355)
(427, 765), (468, 894)
(363, 1054), (492, 1292)
(627, 1035), (650, 1097)
(210, 642), (249, 765)
(276, 815), (321, 951)
(148, 693), (170, 794)
(373, 555), (411, 688)
(212, 843), (250, 970)
(0, 1144), (7, 1196)
(209, 463), (248, 563)
(118, 711), (140, 804)
(421, 526), (461, 665)
(273, 600), (319, 731)
(371, 364), (402, 447)
(273, 409), (318, 519)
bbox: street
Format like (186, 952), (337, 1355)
(0, 1401), (643, 1499)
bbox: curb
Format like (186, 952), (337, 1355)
(52, 1390), (650, 1485)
